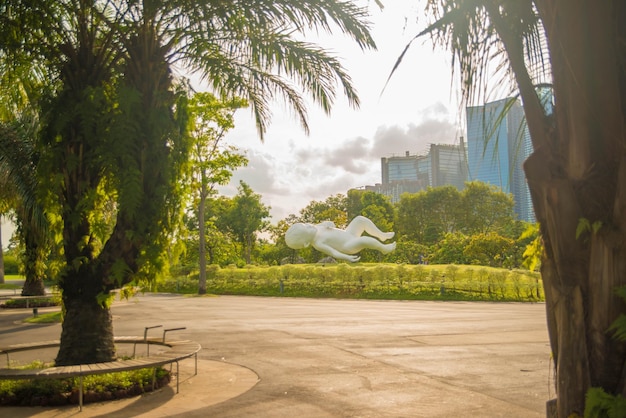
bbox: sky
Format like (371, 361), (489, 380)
(212, 1), (466, 222)
(1, 1), (469, 248)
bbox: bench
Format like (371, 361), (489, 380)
(0, 329), (201, 411)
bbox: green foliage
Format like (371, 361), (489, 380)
(0, 363), (170, 406)
(2, 254), (19, 274)
(1, 297), (59, 308)
(298, 194), (348, 228)
(24, 311), (62, 323)
(460, 182), (515, 235)
(347, 190), (394, 234)
(583, 287), (626, 417)
(220, 182), (270, 264)
(584, 387), (626, 418)
(608, 287), (626, 342)
(520, 223), (542, 271)
(163, 263), (543, 302)
(463, 232), (514, 267)
(576, 218), (603, 240)
(430, 232), (471, 264)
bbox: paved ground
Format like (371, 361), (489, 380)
(0, 291), (553, 417)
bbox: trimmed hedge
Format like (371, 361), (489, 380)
(157, 263), (543, 302)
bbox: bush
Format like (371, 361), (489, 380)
(1, 297), (59, 309)
(3, 255), (19, 275)
(0, 363), (170, 406)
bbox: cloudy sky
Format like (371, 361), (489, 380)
(214, 1), (466, 222)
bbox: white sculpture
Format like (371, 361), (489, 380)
(285, 215), (396, 262)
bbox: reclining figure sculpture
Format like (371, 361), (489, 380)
(285, 215), (396, 262)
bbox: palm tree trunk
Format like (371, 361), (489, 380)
(21, 278), (45, 295)
(55, 279), (116, 366)
(20, 233), (45, 296)
(521, 2), (626, 416)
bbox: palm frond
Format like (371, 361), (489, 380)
(112, 0), (376, 139)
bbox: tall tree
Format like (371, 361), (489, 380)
(187, 92), (247, 294)
(221, 181), (270, 264)
(398, 1), (626, 415)
(0, 42), (49, 295)
(396, 185), (462, 244)
(1, 0), (376, 365)
(460, 181), (515, 235)
(0, 119), (48, 295)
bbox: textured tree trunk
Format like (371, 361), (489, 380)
(522, 1), (626, 416)
(21, 277), (45, 296)
(55, 282), (116, 366)
(20, 231), (46, 296)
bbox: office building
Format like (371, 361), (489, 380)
(370, 141), (468, 204)
(466, 98), (535, 222)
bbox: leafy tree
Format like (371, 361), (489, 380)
(396, 185), (462, 245)
(0, 49), (50, 294)
(463, 232), (514, 268)
(220, 182), (270, 264)
(187, 92), (247, 294)
(347, 189), (394, 231)
(430, 232), (471, 265)
(395, 192), (430, 244)
(0, 0), (376, 365)
(298, 194), (348, 228)
(460, 181), (515, 236)
(359, 191), (395, 232)
(399, 1), (626, 414)
(0, 118), (48, 295)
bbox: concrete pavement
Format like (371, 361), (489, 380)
(0, 293), (552, 417)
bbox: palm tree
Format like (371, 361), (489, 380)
(396, 1), (625, 415)
(1, 0), (377, 365)
(0, 119), (48, 296)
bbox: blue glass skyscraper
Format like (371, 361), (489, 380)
(466, 98), (535, 223)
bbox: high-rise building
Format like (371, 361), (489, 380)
(466, 98), (535, 222)
(371, 142), (468, 204)
(429, 142), (468, 190)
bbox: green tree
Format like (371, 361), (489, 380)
(298, 194), (348, 228)
(221, 182), (270, 264)
(1, 0), (376, 365)
(347, 189), (394, 231)
(463, 232), (514, 267)
(0, 118), (48, 295)
(400, 1), (626, 414)
(187, 92), (247, 294)
(460, 181), (515, 235)
(0, 50), (50, 294)
(396, 186), (462, 245)
(430, 232), (471, 265)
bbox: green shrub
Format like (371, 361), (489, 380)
(3, 255), (19, 275)
(0, 362), (170, 406)
(1, 297), (59, 309)
(160, 263), (544, 302)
